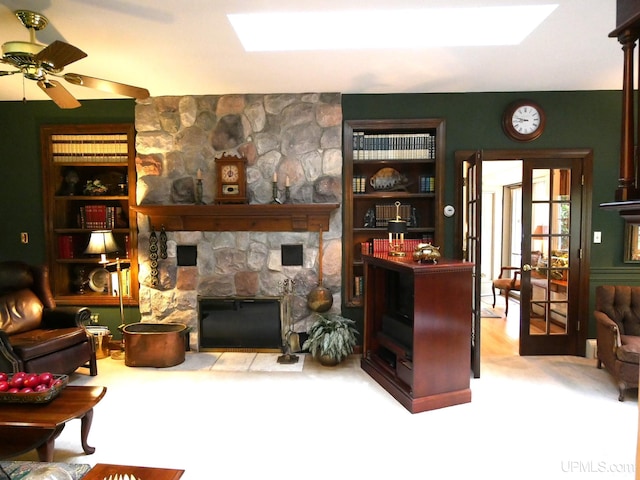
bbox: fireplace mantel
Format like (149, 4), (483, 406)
(131, 203), (339, 232)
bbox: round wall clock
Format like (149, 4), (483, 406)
(502, 100), (546, 142)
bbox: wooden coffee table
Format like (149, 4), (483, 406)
(83, 463), (184, 479)
(0, 385), (107, 462)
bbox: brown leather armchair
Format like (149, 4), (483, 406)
(0, 261), (97, 376)
(594, 285), (640, 401)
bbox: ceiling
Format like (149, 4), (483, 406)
(0, 0), (623, 103)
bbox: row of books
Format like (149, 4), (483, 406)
(373, 203), (412, 227)
(352, 131), (436, 160)
(58, 234), (130, 259)
(78, 205), (127, 229)
(419, 175), (436, 193)
(108, 268), (132, 297)
(353, 175), (367, 193)
(52, 134), (128, 163)
(361, 238), (425, 255)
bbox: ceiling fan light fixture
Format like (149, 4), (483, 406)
(15, 10), (49, 32)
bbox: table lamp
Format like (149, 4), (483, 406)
(388, 201), (407, 257)
(85, 229), (118, 265)
(85, 230), (129, 331)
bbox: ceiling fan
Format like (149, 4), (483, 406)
(0, 10), (149, 109)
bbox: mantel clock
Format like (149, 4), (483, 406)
(214, 154), (247, 204)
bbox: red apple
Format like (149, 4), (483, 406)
(0, 381), (8, 392)
(8, 376), (24, 389)
(7, 388), (19, 393)
(0, 373), (8, 382)
(38, 372), (53, 386)
(19, 387), (33, 393)
(23, 374), (40, 389)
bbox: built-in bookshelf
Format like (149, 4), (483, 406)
(41, 124), (138, 306)
(343, 119), (445, 307)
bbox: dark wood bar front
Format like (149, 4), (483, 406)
(361, 254), (473, 413)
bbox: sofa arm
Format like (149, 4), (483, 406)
(595, 310), (621, 366)
(0, 330), (23, 373)
(41, 306), (92, 329)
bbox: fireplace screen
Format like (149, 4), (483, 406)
(198, 297), (282, 350)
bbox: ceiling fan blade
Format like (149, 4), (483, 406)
(37, 79), (81, 109)
(64, 73), (150, 99)
(35, 40), (87, 70)
(0, 71), (19, 77)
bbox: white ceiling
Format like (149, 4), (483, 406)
(0, 0), (623, 103)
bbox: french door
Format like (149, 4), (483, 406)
(519, 157), (586, 355)
(457, 149), (592, 366)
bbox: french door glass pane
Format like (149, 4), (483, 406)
(529, 168), (570, 335)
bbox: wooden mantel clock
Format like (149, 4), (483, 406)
(214, 154), (247, 204)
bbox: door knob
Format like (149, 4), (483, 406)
(522, 264), (532, 271)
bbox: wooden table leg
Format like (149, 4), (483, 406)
(35, 425), (65, 462)
(80, 407), (96, 455)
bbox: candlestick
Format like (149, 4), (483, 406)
(195, 179), (204, 204)
(271, 181), (281, 204)
(284, 185), (291, 203)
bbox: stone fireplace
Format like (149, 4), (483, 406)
(133, 93), (343, 350)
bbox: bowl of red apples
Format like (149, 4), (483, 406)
(0, 372), (68, 403)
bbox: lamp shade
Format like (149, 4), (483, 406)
(532, 225), (549, 236)
(85, 230), (119, 263)
(388, 219), (407, 234)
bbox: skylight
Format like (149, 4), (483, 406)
(228, 5), (558, 52)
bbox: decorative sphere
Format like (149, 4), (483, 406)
(307, 285), (333, 312)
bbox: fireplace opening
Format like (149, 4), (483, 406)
(198, 297), (281, 351)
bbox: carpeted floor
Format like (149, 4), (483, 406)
(12, 351), (637, 480)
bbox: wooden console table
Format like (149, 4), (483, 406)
(361, 254), (473, 413)
(0, 386), (107, 462)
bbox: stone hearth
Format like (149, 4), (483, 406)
(134, 93), (343, 349)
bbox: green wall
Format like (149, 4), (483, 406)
(0, 91), (635, 340)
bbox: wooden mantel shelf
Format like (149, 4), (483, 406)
(131, 203), (339, 232)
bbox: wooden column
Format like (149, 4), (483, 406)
(616, 31), (636, 201)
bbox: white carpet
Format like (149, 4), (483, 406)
(12, 353), (638, 480)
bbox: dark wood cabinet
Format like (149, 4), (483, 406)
(343, 119), (445, 307)
(41, 123), (138, 306)
(361, 253), (473, 413)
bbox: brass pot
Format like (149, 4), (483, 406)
(318, 354), (340, 367)
(412, 243), (441, 263)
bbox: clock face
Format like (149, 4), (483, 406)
(511, 105), (541, 135)
(221, 164), (239, 183)
(502, 100), (545, 142)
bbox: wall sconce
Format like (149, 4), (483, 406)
(388, 201), (407, 257)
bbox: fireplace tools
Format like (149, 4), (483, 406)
(278, 278), (299, 364)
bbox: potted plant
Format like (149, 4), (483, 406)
(302, 313), (358, 366)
